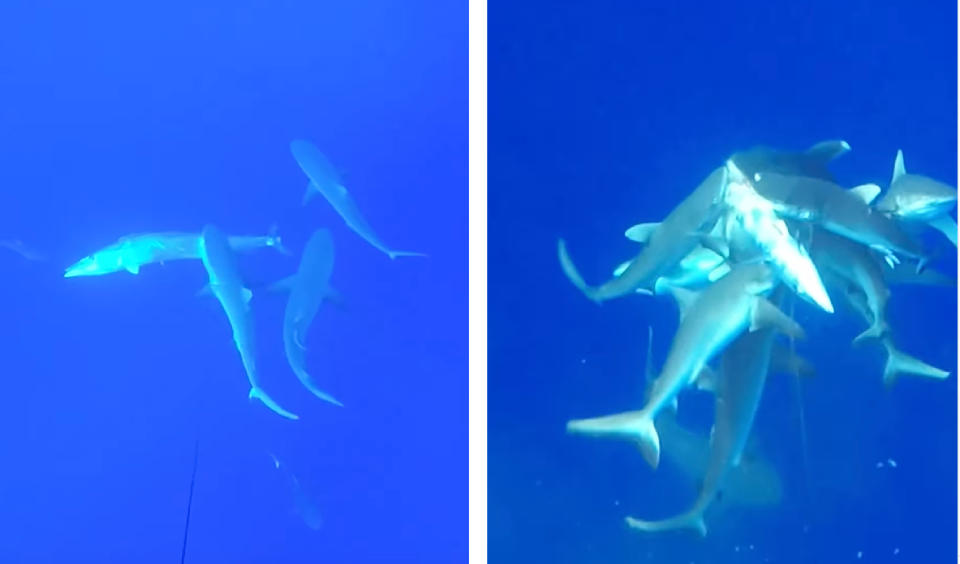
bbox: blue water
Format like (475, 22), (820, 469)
(0, 2), (466, 562)
(490, 1), (957, 563)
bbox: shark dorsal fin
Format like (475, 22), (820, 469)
(891, 149), (907, 185)
(242, 288), (253, 304)
(849, 183), (881, 205)
(805, 140), (851, 163)
(624, 223), (660, 244)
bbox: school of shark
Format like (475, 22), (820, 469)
(59, 138), (425, 529)
(557, 141), (956, 537)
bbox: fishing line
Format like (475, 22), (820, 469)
(180, 438), (200, 564)
(789, 224), (813, 534)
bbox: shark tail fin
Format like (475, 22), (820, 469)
(882, 340), (951, 388)
(927, 214), (958, 247)
(249, 388), (300, 420)
(268, 224), (292, 256)
(625, 512), (707, 537)
(566, 412), (660, 469)
(852, 320), (889, 346)
(557, 239), (600, 303)
(387, 250), (429, 259)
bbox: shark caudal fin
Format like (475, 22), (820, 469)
(557, 239), (600, 303)
(882, 340), (951, 388)
(249, 388), (300, 420)
(805, 140), (851, 164)
(566, 411), (661, 469)
(853, 320), (889, 346)
(267, 224), (293, 256)
(625, 512), (707, 537)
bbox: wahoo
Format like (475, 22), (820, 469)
(270, 228), (343, 407)
(566, 263), (803, 469)
(290, 139), (425, 260)
(198, 224), (299, 420)
(65, 227), (288, 278)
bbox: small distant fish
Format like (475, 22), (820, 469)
(0, 239), (45, 261)
(269, 453), (323, 530)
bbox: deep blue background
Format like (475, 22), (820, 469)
(490, 1), (957, 563)
(0, 1), (465, 562)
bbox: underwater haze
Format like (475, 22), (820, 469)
(0, 0), (466, 562)
(489, 0), (957, 563)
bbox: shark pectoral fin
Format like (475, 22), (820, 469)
(625, 513), (707, 537)
(612, 259), (633, 278)
(707, 263), (731, 282)
(695, 234), (730, 258)
(269, 275), (298, 294)
(891, 149), (906, 185)
(302, 181), (319, 206)
(125, 264), (140, 275)
(695, 366), (718, 393)
(849, 183), (881, 205)
(624, 222), (659, 243)
(387, 250), (428, 260)
(806, 140), (851, 163)
(852, 320), (889, 346)
(927, 215), (958, 247)
(194, 284), (213, 298)
(751, 298), (805, 339)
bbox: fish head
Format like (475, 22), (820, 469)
(64, 247), (128, 277)
(876, 177), (957, 220)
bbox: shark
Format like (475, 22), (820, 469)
(730, 140), (851, 182)
(289, 139), (425, 260)
(65, 227), (288, 277)
(198, 224), (299, 421)
(874, 150), (957, 247)
(269, 453), (323, 530)
(808, 228), (891, 344)
(270, 228), (343, 407)
(722, 161), (834, 313)
(746, 169), (925, 267)
(836, 280), (950, 387)
(565, 263), (804, 469)
(626, 290), (787, 536)
(558, 166), (729, 303)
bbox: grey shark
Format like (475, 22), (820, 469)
(65, 227), (288, 278)
(565, 263), (803, 469)
(271, 228), (343, 407)
(269, 453), (323, 530)
(809, 228), (890, 344)
(838, 281), (950, 387)
(875, 150), (957, 247)
(199, 224), (299, 420)
(730, 140), (851, 181)
(290, 139), (425, 260)
(558, 166), (728, 303)
(626, 302), (783, 536)
(747, 170), (925, 265)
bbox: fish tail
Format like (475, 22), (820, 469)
(267, 224), (292, 256)
(625, 512), (707, 537)
(249, 387), (300, 420)
(882, 340), (950, 388)
(566, 411), (660, 469)
(557, 239), (601, 303)
(852, 320), (889, 346)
